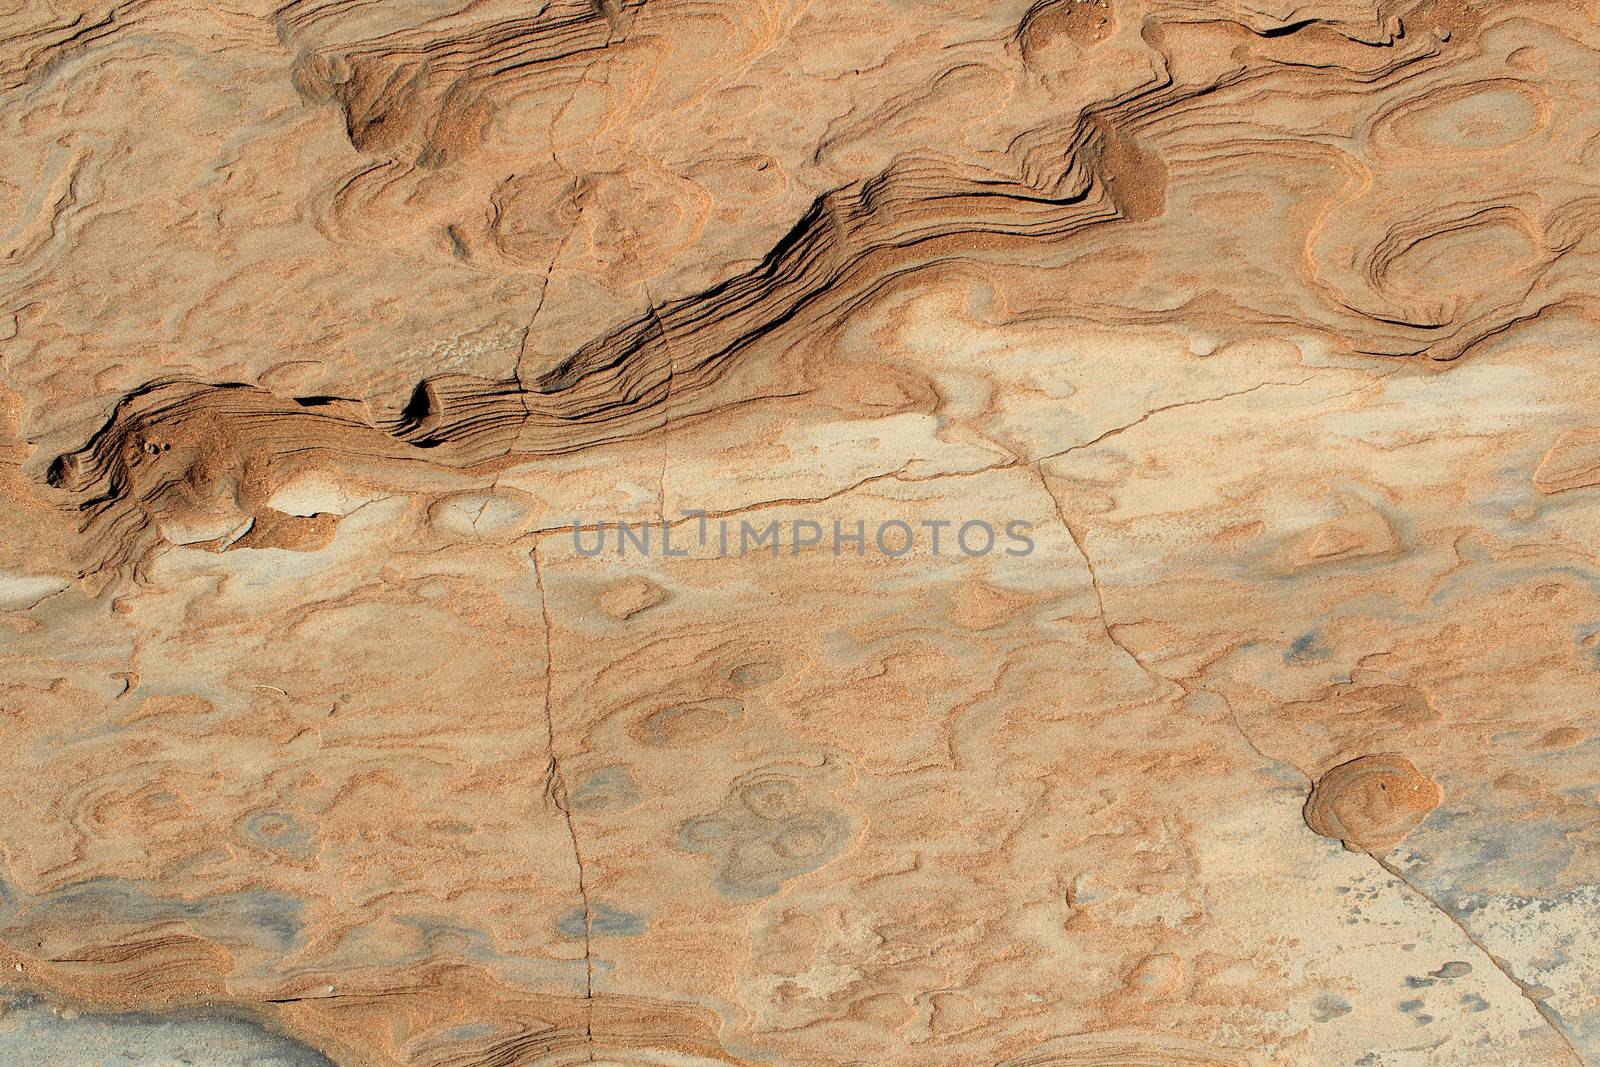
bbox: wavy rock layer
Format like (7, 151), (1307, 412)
(2, 0), (1600, 1064)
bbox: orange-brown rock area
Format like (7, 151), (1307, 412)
(2, 0), (1599, 1063)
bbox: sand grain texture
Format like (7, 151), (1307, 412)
(2, 0), (1600, 1063)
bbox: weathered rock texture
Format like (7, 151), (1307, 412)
(2, 0), (1600, 1063)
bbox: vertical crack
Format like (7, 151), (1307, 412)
(532, 542), (595, 1057)
(644, 286), (675, 526)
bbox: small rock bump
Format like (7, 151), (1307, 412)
(598, 576), (668, 620)
(1304, 753), (1441, 853)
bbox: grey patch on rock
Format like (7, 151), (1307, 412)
(0, 992), (334, 1066)
(677, 765), (853, 900)
(1311, 993), (1352, 1022)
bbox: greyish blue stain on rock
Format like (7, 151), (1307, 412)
(1430, 562), (1600, 608)
(384, 917), (596, 990)
(1401, 796), (1586, 902)
(1284, 629), (1331, 663)
(0, 993), (334, 1066)
(23, 880), (304, 952)
(236, 810), (319, 862)
(567, 767), (642, 813)
(1311, 993), (1351, 1022)
(439, 1022), (500, 1043)
(678, 767), (853, 901)
(558, 902), (646, 938)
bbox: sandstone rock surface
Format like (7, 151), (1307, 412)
(2, 0), (1600, 1063)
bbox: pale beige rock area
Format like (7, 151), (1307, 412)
(2, 0), (1600, 1064)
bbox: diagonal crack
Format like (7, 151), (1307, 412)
(1024, 373), (1579, 1062)
(1036, 376), (1318, 464)
(1032, 461), (1182, 697)
(1214, 687), (1302, 780)
(1368, 852), (1584, 1066)
(531, 542), (595, 1056)
(513, 239), (565, 398)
